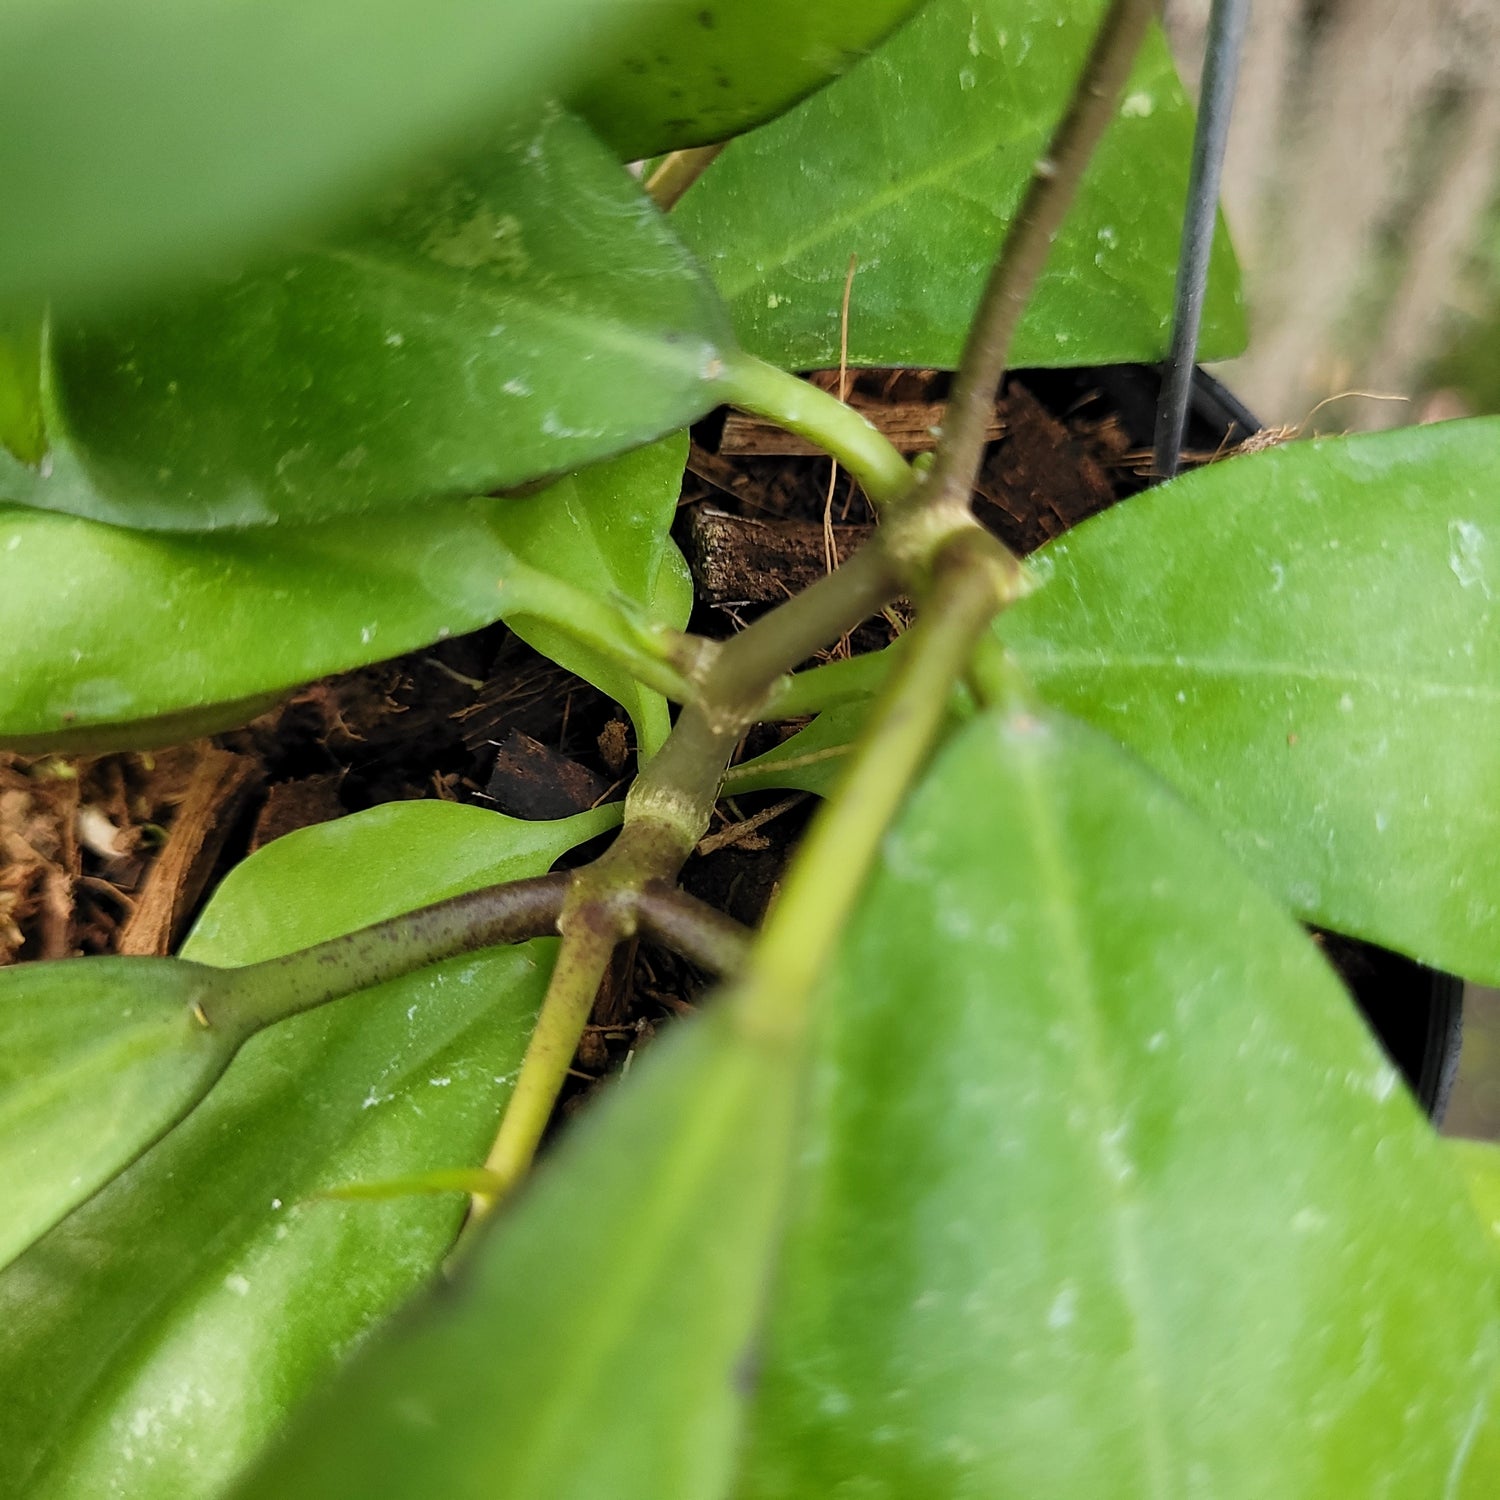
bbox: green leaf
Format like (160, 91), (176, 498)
(0, 959), (241, 1270)
(0, 0), (647, 308)
(740, 706), (1500, 1497)
(0, 309), (44, 463)
(186, 799), (619, 962)
(233, 1005), (800, 1500)
(0, 445), (685, 752)
(11, 110), (732, 531)
(0, 799), (604, 1500)
(570, 1), (928, 159)
(1451, 1139), (1500, 1252)
(501, 434), (693, 756)
(727, 702), (870, 797)
(999, 418), (1500, 985)
(1446, 1139), (1500, 1494)
(672, 0), (1245, 371)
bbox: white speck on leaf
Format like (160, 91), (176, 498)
(1448, 519), (1491, 596)
(1047, 1283), (1078, 1330)
(1121, 91), (1155, 118)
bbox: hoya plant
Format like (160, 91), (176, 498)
(2, 0), (1499, 1495)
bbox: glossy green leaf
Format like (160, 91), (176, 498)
(740, 705), (1500, 1497)
(187, 799), (619, 962)
(0, 959), (242, 1271)
(1451, 1139), (1500, 1253)
(1446, 1139), (1500, 1495)
(0, 309), (44, 463)
(727, 642), (959, 798)
(0, 799), (609, 1500)
(673, 0), (1245, 371)
(0, 445), (684, 752)
(0, 0), (645, 308)
(999, 418), (1500, 985)
(571, 1), (927, 159)
(9, 110), (731, 531)
(501, 434), (693, 756)
(234, 1004), (800, 1500)
(727, 702), (869, 797)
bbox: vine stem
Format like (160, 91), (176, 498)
(465, 541), (907, 1225)
(463, 0), (1159, 1219)
(504, 557), (700, 708)
(921, 0), (1160, 513)
(213, 875), (570, 1034)
(717, 352), (916, 510)
(473, 916), (618, 1213)
(206, 873), (748, 1037)
(738, 530), (1015, 1037)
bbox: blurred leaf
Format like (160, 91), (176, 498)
(0, 446), (684, 752)
(1451, 1139), (1500, 1252)
(727, 641), (959, 797)
(0, 958), (241, 1270)
(234, 1005), (800, 1500)
(740, 705), (1500, 1496)
(501, 434), (692, 756)
(571, 0), (927, 159)
(673, 0), (1244, 371)
(11, 110), (730, 530)
(1446, 1139), (1500, 1494)
(319, 1167), (504, 1202)
(0, 309), (44, 463)
(999, 418), (1500, 985)
(0, 0), (645, 308)
(0, 799), (606, 1500)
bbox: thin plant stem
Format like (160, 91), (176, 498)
(736, 531), (1015, 1039)
(216, 874), (571, 1035)
(460, 2), (1153, 1210)
(922, 0), (1159, 513)
(636, 881), (753, 975)
(506, 559), (701, 707)
(645, 143), (726, 210)
(718, 351), (915, 510)
(462, 536), (910, 1224)
(963, 629), (1016, 710)
(472, 917), (618, 1215)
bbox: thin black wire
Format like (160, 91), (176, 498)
(1153, 0), (1250, 479)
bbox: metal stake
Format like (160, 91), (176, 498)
(1152, 0), (1250, 479)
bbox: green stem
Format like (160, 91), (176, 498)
(463, 532), (909, 1215)
(636, 880), (753, 975)
(964, 630), (1015, 710)
(920, 0), (1158, 512)
(717, 351), (915, 510)
(215, 874), (571, 1035)
(737, 531), (1017, 1037)
(761, 642), (902, 719)
(507, 559), (700, 707)
(473, 913), (618, 1214)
